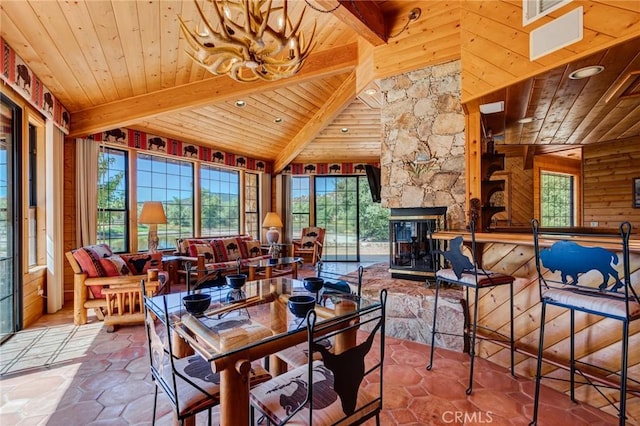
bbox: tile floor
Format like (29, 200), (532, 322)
(0, 262), (619, 425)
(1, 309), (618, 425)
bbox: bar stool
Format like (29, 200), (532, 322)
(426, 220), (515, 394)
(530, 220), (637, 425)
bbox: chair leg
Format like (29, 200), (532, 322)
(151, 386), (158, 425)
(466, 286), (480, 395)
(509, 282), (515, 377)
(620, 321), (629, 426)
(570, 309), (576, 402)
(426, 278), (441, 371)
(529, 301), (547, 426)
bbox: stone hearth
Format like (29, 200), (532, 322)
(336, 263), (466, 352)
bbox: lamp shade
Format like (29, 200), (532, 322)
(262, 212), (283, 229)
(139, 201), (167, 224)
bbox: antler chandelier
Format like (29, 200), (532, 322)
(180, 0), (316, 82)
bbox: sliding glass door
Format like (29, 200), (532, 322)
(0, 95), (22, 343)
(315, 176), (360, 261)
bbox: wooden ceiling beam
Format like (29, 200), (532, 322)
(316, 0), (387, 46)
(274, 72), (357, 172)
(69, 43), (359, 138)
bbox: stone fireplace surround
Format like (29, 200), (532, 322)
(380, 60), (466, 230)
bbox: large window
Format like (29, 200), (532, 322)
(98, 147), (128, 252)
(291, 176), (310, 238)
(540, 171), (574, 227)
(200, 164), (239, 236)
(137, 153), (193, 250)
(244, 172), (259, 238)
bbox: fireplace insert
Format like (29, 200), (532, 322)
(389, 207), (447, 281)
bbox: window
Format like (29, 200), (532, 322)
(244, 172), (259, 238)
(98, 148), (129, 252)
(540, 171), (574, 227)
(27, 124), (37, 266)
(200, 164), (239, 236)
(137, 153), (193, 250)
(523, 0), (571, 25)
(291, 176), (310, 237)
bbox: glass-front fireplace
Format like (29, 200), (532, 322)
(389, 207), (447, 281)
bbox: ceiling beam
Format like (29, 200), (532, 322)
(273, 72), (357, 172)
(69, 43), (359, 138)
(523, 145), (536, 169)
(316, 0), (387, 46)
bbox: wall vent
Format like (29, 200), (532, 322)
(530, 7), (582, 61)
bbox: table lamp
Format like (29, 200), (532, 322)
(262, 212), (283, 245)
(139, 201), (167, 253)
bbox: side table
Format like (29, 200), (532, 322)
(247, 257), (303, 281)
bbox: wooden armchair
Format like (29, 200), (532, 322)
(292, 227), (325, 266)
(65, 246), (166, 331)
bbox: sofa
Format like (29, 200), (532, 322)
(175, 235), (272, 278)
(66, 244), (169, 330)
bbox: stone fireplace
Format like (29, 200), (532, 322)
(380, 60), (466, 230)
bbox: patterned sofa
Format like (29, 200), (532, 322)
(66, 244), (169, 330)
(175, 235), (271, 277)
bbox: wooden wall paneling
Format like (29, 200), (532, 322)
(583, 137), (640, 230)
(22, 268), (46, 327)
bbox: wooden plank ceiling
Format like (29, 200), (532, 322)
(1, 1), (638, 169)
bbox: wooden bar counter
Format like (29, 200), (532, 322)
(431, 228), (640, 417)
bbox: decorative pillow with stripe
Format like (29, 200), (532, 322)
(211, 237), (243, 262)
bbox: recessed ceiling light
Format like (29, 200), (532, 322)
(517, 117), (534, 124)
(235, 100), (246, 107)
(274, 117), (282, 123)
(340, 128), (349, 133)
(569, 65), (604, 80)
(364, 88), (377, 96)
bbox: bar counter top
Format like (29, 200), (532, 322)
(432, 229), (640, 252)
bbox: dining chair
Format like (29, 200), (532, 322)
(275, 263), (365, 371)
(250, 289), (388, 425)
(141, 281), (270, 425)
(426, 220), (515, 395)
(529, 220), (638, 426)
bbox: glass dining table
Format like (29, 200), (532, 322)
(145, 277), (381, 426)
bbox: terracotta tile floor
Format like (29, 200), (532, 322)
(0, 305), (618, 426)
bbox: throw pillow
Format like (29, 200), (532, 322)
(242, 239), (263, 258)
(187, 242), (216, 263)
(211, 237), (243, 262)
(121, 252), (164, 275)
(72, 244), (113, 278)
(99, 254), (130, 277)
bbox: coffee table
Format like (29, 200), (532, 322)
(247, 256), (303, 281)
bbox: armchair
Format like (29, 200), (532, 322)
(65, 244), (167, 331)
(292, 227), (325, 266)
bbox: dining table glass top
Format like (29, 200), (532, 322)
(146, 277), (381, 363)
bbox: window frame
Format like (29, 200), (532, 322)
(290, 176), (311, 238)
(534, 155), (582, 227)
(97, 147), (130, 253)
(136, 152), (195, 251)
(199, 163), (241, 237)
